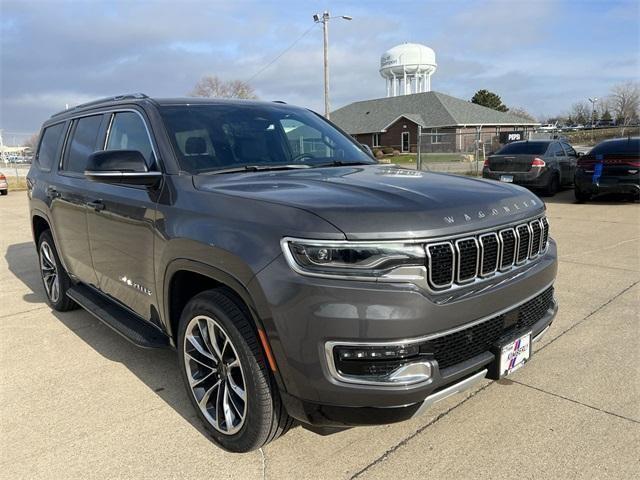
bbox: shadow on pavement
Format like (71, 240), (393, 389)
(4, 241), (221, 444)
(541, 188), (637, 205)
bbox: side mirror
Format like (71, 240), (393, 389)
(577, 152), (585, 157)
(360, 143), (374, 157)
(85, 150), (161, 186)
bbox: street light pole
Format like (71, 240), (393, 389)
(313, 11), (352, 119)
(588, 97), (598, 142)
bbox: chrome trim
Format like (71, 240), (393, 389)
(479, 232), (499, 277)
(529, 219), (542, 258)
(411, 369), (488, 417)
(454, 237), (479, 284)
(532, 325), (551, 343)
(426, 242), (455, 289)
(84, 171), (162, 178)
(324, 281), (554, 387)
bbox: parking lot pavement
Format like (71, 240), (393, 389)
(1, 189), (638, 479)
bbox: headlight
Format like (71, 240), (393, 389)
(281, 238), (426, 280)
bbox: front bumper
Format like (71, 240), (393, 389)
(251, 240), (558, 426)
(483, 167), (551, 189)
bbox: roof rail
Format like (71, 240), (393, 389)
(51, 93), (149, 118)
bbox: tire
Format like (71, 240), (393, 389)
(543, 173), (560, 196)
(0, 189), (7, 195)
(177, 289), (293, 452)
(37, 230), (77, 311)
(574, 187), (591, 203)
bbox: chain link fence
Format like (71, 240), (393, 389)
(416, 127), (506, 176)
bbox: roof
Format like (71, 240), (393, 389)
(50, 93), (299, 120)
(331, 91), (540, 134)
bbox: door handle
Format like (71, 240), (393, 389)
(87, 200), (105, 211)
(46, 186), (60, 199)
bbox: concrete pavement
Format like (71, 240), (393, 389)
(1, 188), (638, 479)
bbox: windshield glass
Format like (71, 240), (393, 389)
(160, 104), (375, 173)
(495, 142), (549, 155)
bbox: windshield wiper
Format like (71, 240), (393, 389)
(311, 160), (372, 169)
(205, 164), (312, 175)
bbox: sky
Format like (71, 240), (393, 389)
(1, 0), (639, 144)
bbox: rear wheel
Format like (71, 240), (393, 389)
(543, 173), (560, 196)
(177, 290), (293, 452)
(574, 186), (591, 203)
(0, 189), (7, 196)
(37, 230), (77, 311)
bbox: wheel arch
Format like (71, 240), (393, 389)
(32, 211), (51, 243)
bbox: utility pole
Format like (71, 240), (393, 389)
(313, 11), (352, 119)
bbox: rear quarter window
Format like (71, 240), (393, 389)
(36, 123), (66, 171)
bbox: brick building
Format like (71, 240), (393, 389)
(331, 91), (539, 154)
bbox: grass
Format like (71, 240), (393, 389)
(4, 175), (28, 191)
(563, 126), (640, 146)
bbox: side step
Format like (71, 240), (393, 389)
(67, 284), (170, 349)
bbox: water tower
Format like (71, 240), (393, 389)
(379, 43), (437, 97)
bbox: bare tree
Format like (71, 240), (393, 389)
(509, 106), (536, 122)
(609, 81), (640, 134)
(570, 101), (591, 125)
(189, 75), (258, 99)
(23, 133), (39, 152)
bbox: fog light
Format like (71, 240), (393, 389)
(330, 343), (431, 385)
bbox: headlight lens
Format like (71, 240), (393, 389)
(282, 239), (426, 278)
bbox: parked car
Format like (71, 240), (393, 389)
(28, 94), (558, 452)
(574, 137), (640, 202)
(0, 172), (8, 195)
(483, 140), (579, 196)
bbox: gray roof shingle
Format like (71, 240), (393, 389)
(331, 91), (539, 134)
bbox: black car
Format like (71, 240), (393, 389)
(28, 94), (558, 452)
(483, 140), (579, 196)
(574, 137), (640, 202)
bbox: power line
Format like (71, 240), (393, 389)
(246, 24), (317, 83)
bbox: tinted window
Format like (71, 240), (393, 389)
(562, 143), (577, 156)
(160, 104), (374, 173)
(106, 112), (154, 166)
(65, 115), (103, 173)
(36, 123), (66, 170)
(550, 143), (564, 156)
(590, 139), (640, 155)
(495, 142), (549, 155)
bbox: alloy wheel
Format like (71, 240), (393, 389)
(39, 241), (60, 303)
(183, 315), (247, 435)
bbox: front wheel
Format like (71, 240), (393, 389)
(177, 290), (293, 452)
(37, 230), (77, 311)
(574, 187), (591, 203)
(0, 189), (7, 196)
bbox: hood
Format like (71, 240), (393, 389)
(193, 165), (545, 240)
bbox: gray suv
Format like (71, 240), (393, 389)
(28, 94), (558, 452)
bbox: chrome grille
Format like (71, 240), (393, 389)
(425, 216), (549, 291)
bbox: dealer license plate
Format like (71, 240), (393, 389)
(499, 332), (531, 377)
(500, 175), (514, 183)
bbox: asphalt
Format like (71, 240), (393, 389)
(1, 188), (638, 479)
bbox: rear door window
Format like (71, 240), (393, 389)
(63, 115), (104, 174)
(105, 112), (155, 167)
(496, 142), (548, 155)
(36, 123), (66, 171)
(562, 143), (577, 156)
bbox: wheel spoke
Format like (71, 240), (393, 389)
(185, 350), (215, 372)
(222, 382), (235, 431)
(186, 334), (216, 362)
(227, 373), (246, 402)
(198, 379), (221, 409)
(207, 320), (225, 360)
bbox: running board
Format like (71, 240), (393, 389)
(67, 284), (170, 349)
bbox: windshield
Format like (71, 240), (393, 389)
(160, 104), (375, 173)
(589, 138), (639, 155)
(495, 142), (549, 155)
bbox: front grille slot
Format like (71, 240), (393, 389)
(516, 225), (531, 263)
(422, 287), (554, 369)
(541, 217), (549, 250)
(479, 233), (499, 276)
(427, 243), (454, 288)
(455, 238), (479, 283)
(424, 216), (549, 291)
(530, 220), (542, 257)
(499, 229), (516, 270)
